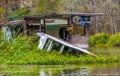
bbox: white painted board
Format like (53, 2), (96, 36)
(37, 33), (96, 56)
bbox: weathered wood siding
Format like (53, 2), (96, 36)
(71, 35), (88, 49)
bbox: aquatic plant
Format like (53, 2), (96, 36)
(0, 31), (120, 65)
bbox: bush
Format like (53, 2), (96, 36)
(89, 33), (109, 47)
(107, 33), (120, 47)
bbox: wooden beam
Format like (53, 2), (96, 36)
(23, 20), (27, 36)
(62, 13), (104, 16)
(47, 40), (53, 52)
(37, 33), (97, 57)
(59, 45), (65, 53)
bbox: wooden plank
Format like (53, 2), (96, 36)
(62, 13), (104, 16)
(47, 40), (53, 52)
(59, 45), (65, 53)
(37, 33), (96, 57)
(23, 20), (27, 35)
(38, 34), (48, 50)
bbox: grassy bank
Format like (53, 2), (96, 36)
(0, 35), (120, 65)
(0, 50), (119, 65)
(0, 48), (119, 65)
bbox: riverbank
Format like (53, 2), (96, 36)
(0, 48), (119, 65)
(0, 35), (120, 65)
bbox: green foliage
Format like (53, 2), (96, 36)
(11, 8), (30, 16)
(89, 32), (120, 47)
(0, 7), (4, 21)
(89, 33), (110, 47)
(107, 33), (120, 47)
(32, 0), (62, 14)
(0, 34), (119, 64)
(0, 7), (4, 14)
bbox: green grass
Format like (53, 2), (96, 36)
(0, 49), (119, 65)
(0, 32), (120, 65)
(89, 32), (120, 47)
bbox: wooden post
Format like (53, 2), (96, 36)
(42, 19), (46, 33)
(71, 23), (74, 38)
(23, 20), (27, 36)
(84, 26), (86, 35)
(85, 27), (89, 36)
(39, 20), (41, 32)
(47, 40), (53, 52)
(59, 45), (65, 53)
(39, 24), (41, 32)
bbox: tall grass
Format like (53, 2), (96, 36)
(0, 37), (119, 64)
(0, 31), (120, 65)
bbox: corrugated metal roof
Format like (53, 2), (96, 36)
(7, 20), (23, 26)
(23, 13), (104, 19)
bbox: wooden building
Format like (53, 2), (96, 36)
(0, 13), (103, 49)
(23, 13), (103, 49)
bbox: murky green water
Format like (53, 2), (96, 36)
(0, 63), (120, 76)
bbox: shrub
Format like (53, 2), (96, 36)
(107, 33), (120, 47)
(89, 33), (109, 47)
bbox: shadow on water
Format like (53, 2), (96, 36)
(0, 62), (120, 76)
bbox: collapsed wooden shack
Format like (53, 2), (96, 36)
(23, 13), (103, 49)
(1, 13), (103, 56)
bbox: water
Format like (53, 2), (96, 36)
(0, 63), (120, 76)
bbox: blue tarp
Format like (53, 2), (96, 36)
(72, 15), (91, 27)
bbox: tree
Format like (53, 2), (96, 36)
(0, 0), (13, 22)
(0, 6), (4, 21)
(31, 0), (63, 14)
(61, 0), (120, 34)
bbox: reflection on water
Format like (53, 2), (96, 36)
(0, 63), (120, 76)
(39, 66), (89, 76)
